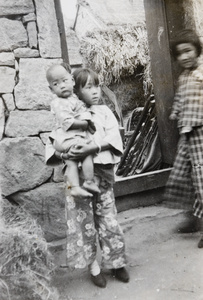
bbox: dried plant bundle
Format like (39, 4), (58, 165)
(80, 23), (152, 94)
(0, 199), (59, 300)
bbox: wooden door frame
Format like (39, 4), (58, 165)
(143, 0), (180, 165)
(54, 0), (70, 66)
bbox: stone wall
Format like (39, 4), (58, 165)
(0, 0), (67, 242)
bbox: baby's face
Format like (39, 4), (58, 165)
(49, 66), (74, 98)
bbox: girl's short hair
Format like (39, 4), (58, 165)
(73, 68), (99, 93)
(170, 29), (202, 58)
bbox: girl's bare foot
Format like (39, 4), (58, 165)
(83, 180), (101, 193)
(69, 186), (93, 198)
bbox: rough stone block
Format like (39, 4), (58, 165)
(14, 58), (62, 110)
(2, 94), (15, 111)
(67, 30), (83, 66)
(0, 137), (53, 196)
(5, 110), (55, 137)
(53, 165), (64, 183)
(0, 67), (16, 93)
(0, 0), (34, 16)
(22, 13), (36, 24)
(0, 98), (5, 140)
(13, 48), (40, 58)
(0, 52), (15, 66)
(35, 0), (61, 58)
(40, 132), (51, 145)
(10, 182), (67, 242)
(0, 18), (27, 52)
(27, 21), (38, 49)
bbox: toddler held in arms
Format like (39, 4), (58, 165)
(46, 64), (100, 198)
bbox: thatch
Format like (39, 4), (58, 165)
(80, 23), (152, 94)
(0, 198), (59, 300)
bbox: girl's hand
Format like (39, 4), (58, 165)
(68, 143), (97, 160)
(169, 113), (177, 120)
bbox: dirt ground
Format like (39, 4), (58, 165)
(51, 205), (203, 300)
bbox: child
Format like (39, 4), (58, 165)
(46, 64), (100, 198)
(46, 68), (129, 287)
(165, 29), (203, 248)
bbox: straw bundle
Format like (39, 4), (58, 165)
(0, 199), (59, 300)
(80, 23), (152, 93)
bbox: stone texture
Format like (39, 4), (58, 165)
(22, 13), (36, 24)
(0, 67), (16, 93)
(0, 137), (53, 196)
(34, 0), (62, 58)
(0, 0), (34, 16)
(9, 182), (67, 242)
(0, 18), (28, 52)
(5, 110), (54, 137)
(40, 132), (51, 145)
(15, 60), (19, 72)
(27, 21), (38, 49)
(2, 94), (15, 111)
(13, 48), (40, 58)
(0, 52), (15, 66)
(14, 58), (62, 110)
(66, 29), (83, 66)
(53, 165), (64, 183)
(0, 98), (5, 140)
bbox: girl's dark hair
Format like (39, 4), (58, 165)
(72, 68), (99, 93)
(171, 29), (202, 58)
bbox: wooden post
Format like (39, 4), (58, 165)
(54, 0), (70, 66)
(143, 0), (179, 165)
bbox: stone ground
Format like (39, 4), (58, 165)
(51, 205), (203, 300)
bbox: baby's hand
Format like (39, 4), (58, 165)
(87, 120), (96, 134)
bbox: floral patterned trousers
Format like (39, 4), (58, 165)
(65, 167), (127, 270)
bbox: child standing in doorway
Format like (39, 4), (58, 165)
(46, 68), (129, 287)
(46, 64), (100, 198)
(165, 29), (203, 248)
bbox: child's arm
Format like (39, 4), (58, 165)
(52, 97), (92, 132)
(169, 78), (182, 121)
(70, 119), (89, 130)
(100, 106), (123, 156)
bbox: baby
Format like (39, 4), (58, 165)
(46, 64), (100, 198)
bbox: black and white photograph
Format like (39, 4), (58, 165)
(0, 1), (202, 299)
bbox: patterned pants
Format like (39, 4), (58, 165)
(64, 166), (127, 269)
(165, 127), (203, 218)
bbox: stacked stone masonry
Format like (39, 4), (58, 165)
(0, 0), (66, 242)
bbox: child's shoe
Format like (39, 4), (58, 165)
(69, 186), (93, 198)
(83, 180), (101, 193)
(198, 237), (203, 248)
(111, 267), (129, 283)
(177, 215), (200, 233)
(91, 273), (106, 288)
